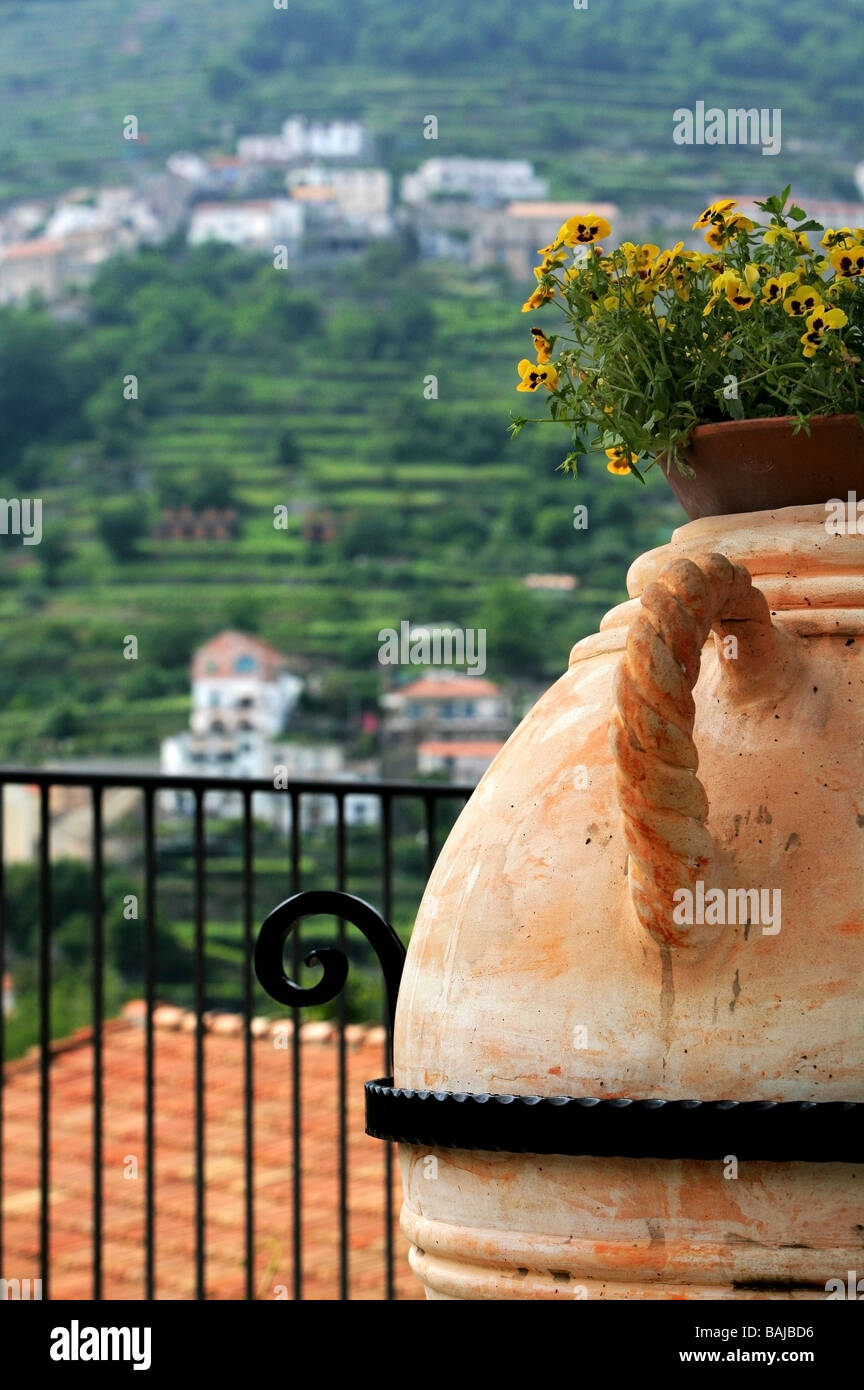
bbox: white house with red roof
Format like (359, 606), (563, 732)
(381, 675), (513, 779)
(161, 631), (304, 801)
(190, 631), (303, 740)
(381, 674), (511, 733)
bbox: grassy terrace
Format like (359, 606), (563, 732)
(0, 0), (858, 204)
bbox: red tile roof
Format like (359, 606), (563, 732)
(418, 741), (504, 758)
(192, 631), (288, 682)
(2, 1008), (421, 1300)
(394, 677), (501, 699)
(505, 200), (618, 220)
(1, 238), (66, 262)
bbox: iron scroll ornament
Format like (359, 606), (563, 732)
(254, 890), (406, 1049)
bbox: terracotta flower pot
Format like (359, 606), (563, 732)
(394, 504), (864, 1300)
(664, 414), (864, 519)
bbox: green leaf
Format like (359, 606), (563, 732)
(628, 456), (647, 484)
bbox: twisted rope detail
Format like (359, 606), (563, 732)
(609, 553), (774, 948)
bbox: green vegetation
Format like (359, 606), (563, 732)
(0, 236), (681, 762)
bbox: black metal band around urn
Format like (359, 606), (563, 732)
(254, 893), (861, 1163)
(365, 1080), (862, 1163)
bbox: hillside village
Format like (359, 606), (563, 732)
(4, 623), (518, 865)
(4, 109), (864, 306)
(0, 113), (624, 304)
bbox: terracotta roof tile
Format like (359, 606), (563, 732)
(418, 740), (504, 757)
(2, 1014), (421, 1301)
(394, 676), (502, 699)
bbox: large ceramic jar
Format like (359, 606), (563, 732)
(392, 503), (864, 1300)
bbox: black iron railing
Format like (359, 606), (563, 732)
(0, 768), (472, 1301)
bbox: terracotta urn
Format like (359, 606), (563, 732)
(391, 503), (864, 1300)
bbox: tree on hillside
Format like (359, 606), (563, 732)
(188, 463), (238, 512)
(275, 429), (302, 470)
(0, 310), (78, 482)
(97, 498), (149, 563)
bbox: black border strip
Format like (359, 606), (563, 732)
(365, 1079), (862, 1162)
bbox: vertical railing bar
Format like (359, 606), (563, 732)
(242, 791), (255, 1302)
(290, 790), (302, 1301)
(381, 791), (395, 1302)
(336, 793), (348, 1301)
(38, 784), (51, 1301)
(194, 788), (206, 1301)
(0, 781), (5, 1274)
(91, 786), (104, 1301)
(143, 787), (156, 1300)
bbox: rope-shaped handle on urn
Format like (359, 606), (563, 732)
(609, 552), (788, 949)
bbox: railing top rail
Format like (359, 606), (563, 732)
(0, 767), (475, 797)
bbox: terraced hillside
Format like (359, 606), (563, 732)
(0, 0), (859, 204)
(0, 239), (682, 761)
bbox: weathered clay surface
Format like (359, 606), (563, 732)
(394, 504), (864, 1299)
(400, 1148), (861, 1300)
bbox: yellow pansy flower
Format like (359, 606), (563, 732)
(671, 268), (690, 301)
(516, 358), (559, 392)
(784, 285), (823, 317)
(762, 271), (797, 305)
(521, 286), (555, 312)
(605, 445), (635, 475)
(556, 213), (612, 246)
(692, 198), (737, 230)
(530, 327), (553, 363)
(652, 241), (684, 280)
(763, 226), (811, 253)
(704, 214), (754, 250)
(620, 242), (660, 277)
(534, 254), (566, 280)
(703, 269), (738, 315)
(725, 274), (756, 311)
(800, 305), (848, 357)
(820, 227), (857, 250)
(830, 244), (864, 278)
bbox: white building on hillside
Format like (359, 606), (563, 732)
(287, 166), (392, 237)
(238, 118), (368, 165)
(160, 631), (306, 822)
(401, 158), (548, 207)
(188, 199), (304, 251)
(190, 631), (303, 738)
(382, 675), (512, 737)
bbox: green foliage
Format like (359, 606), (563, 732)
(0, 309), (80, 482)
(97, 497), (150, 562)
(523, 192), (864, 471)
